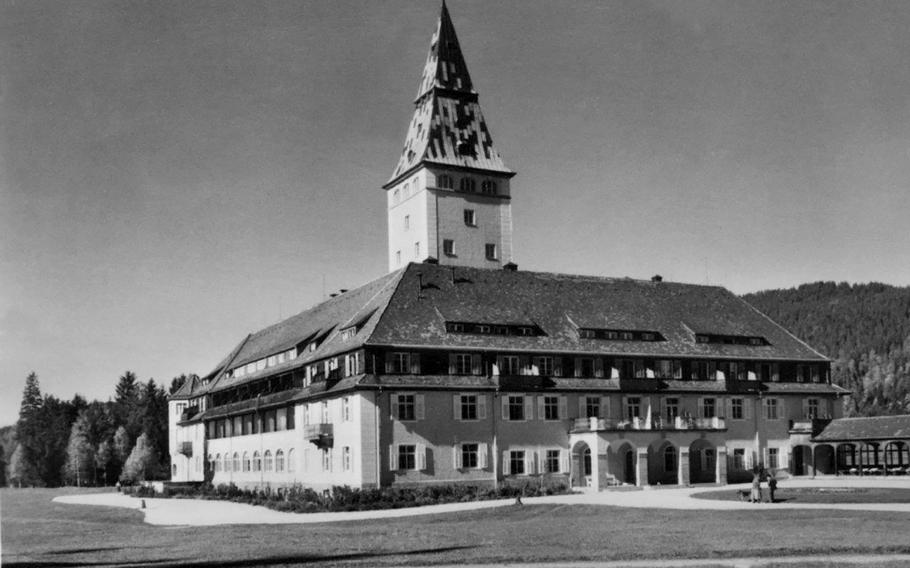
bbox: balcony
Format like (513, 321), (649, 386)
(571, 415), (726, 433)
(178, 441), (193, 457)
(180, 405), (199, 421)
(789, 417), (832, 436)
(304, 423), (334, 448)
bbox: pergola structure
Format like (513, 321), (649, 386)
(789, 415), (910, 476)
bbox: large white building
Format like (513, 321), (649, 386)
(169, 3), (850, 492)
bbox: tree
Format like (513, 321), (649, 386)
(141, 379), (169, 470)
(113, 425), (132, 466)
(120, 432), (159, 483)
(64, 412), (94, 486)
(169, 374), (192, 395)
(114, 371), (142, 440)
(95, 439), (114, 486)
(8, 444), (37, 488)
(14, 373), (44, 487)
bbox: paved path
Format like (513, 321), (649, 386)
(435, 554), (910, 568)
(53, 476), (910, 526)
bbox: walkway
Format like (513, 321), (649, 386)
(53, 476), (910, 526)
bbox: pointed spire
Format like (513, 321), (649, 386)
(415, 1), (475, 101)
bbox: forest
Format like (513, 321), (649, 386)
(2, 281), (908, 486)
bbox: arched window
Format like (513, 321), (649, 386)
(276, 449), (285, 472)
(242, 452), (250, 472)
(437, 174), (453, 189)
(664, 446), (677, 472)
(209, 454), (215, 472)
(481, 180), (497, 195)
(885, 442), (908, 467)
(837, 444), (856, 469)
(172, 464), (177, 476)
(403, 182), (410, 198)
(459, 177), (476, 192)
(264, 450), (273, 472)
(860, 443), (879, 467)
(287, 448), (296, 473)
(253, 451), (261, 472)
(215, 453), (222, 472)
(393, 188), (400, 204)
(232, 452), (240, 473)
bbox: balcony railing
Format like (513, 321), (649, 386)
(571, 415), (726, 432)
(304, 423), (334, 448)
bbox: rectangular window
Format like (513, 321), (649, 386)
(389, 352), (411, 374)
(395, 394), (416, 421)
(464, 209), (476, 226)
(731, 398), (744, 420)
(543, 396), (560, 420)
(342, 397), (352, 422)
(414, 242), (420, 259)
(733, 449), (745, 470)
(584, 396), (600, 419)
(461, 443), (479, 469)
(545, 449), (561, 473)
(768, 448), (779, 469)
(500, 355), (520, 375)
(321, 401), (329, 424)
(535, 356), (553, 376)
(454, 353), (473, 375)
(625, 396), (641, 421)
(702, 398), (716, 418)
(578, 358), (594, 377)
(459, 394), (478, 420)
(396, 250), (401, 266)
(807, 398), (820, 418)
(342, 447), (351, 471)
(322, 449), (332, 472)
(664, 397), (679, 421)
(485, 243), (498, 260)
(443, 239), (455, 256)
(404, 215), (410, 230)
(397, 445), (416, 470)
(507, 395), (525, 421)
(765, 398), (779, 420)
(509, 450), (525, 475)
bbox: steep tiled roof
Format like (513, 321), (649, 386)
(813, 415), (910, 442)
(366, 264), (830, 362)
(386, 3), (512, 186)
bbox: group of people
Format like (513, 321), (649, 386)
(749, 469), (778, 503)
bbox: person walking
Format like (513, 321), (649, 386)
(768, 475), (778, 503)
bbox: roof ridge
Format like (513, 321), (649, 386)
(735, 294), (831, 361)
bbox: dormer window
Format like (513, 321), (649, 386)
(340, 327), (356, 341)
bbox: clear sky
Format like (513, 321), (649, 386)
(2, 1), (909, 424)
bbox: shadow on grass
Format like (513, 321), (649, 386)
(7, 545), (476, 568)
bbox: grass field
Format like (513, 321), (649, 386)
(694, 487), (910, 504)
(3, 487), (910, 567)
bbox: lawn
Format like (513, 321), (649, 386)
(693, 487), (910, 504)
(3, 487), (910, 567)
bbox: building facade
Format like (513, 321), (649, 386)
(169, 3), (847, 491)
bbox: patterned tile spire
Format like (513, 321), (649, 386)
(386, 2), (513, 187)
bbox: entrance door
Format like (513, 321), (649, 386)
(584, 448), (592, 477)
(624, 449), (635, 483)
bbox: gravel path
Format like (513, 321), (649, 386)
(53, 476), (910, 526)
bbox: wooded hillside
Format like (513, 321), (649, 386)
(744, 282), (910, 417)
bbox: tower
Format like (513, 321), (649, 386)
(384, 2), (516, 272)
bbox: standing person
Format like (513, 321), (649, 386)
(750, 472), (761, 503)
(768, 475), (778, 503)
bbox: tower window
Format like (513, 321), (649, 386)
(481, 180), (497, 195)
(414, 242), (420, 258)
(404, 215), (410, 230)
(485, 243), (498, 260)
(396, 250), (401, 266)
(459, 178), (476, 192)
(438, 174), (453, 189)
(393, 189), (400, 204)
(464, 209), (476, 226)
(443, 239), (455, 256)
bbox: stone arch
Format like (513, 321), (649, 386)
(859, 442), (881, 472)
(689, 439), (716, 484)
(791, 445), (812, 476)
(814, 444), (835, 475)
(836, 443), (857, 474)
(648, 440), (678, 485)
(611, 441), (637, 485)
(571, 441), (592, 488)
(884, 441), (908, 472)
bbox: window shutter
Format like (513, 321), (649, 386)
(417, 443), (426, 470)
(453, 395), (461, 420)
(391, 396), (399, 420)
(492, 362), (500, 376)
(578, 396), (587, 419)
(621, 396), (628, 419)
(560, 450), (570, 474)
(601, 396), (611, 419)
(471, 354), (482, 375)
(454, 445), (462, 469)
(573, 358), (582, 378)
(389, 445), (397, 471)
(779, 448), (789, 469)
(801, 398), (809, 418)
(525, 452), (536, 475)
(524, 396), (534, 421)
(537, 396), (545, 420)
(659, 397), (667, 420)
(554, 357), (563, 377)
(519, 356), (531, 375)
(411, 354), (421, 374)
(771, 364), (780, 382)
(478, 395), (487, 419)
(385, 356), (393, 374)
(725, 398), (733, 419)
(502, 451), (510, 475)
(501, 396), (510, 420)
(744, 398), (754, 420)
(745, 451), (753, 470)
(558, 396), (567, 420)
(448, 354), (456, 375)
(697, 397), (705, 419)
(594, 358), (604, 377)
(415, 394), (425, 420)
(479, 443), (488, 469)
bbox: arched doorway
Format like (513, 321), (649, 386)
(837, 443), (857, 474)
(571, 441), (592, 488)
(648, 440), (678, 485)
(611, 442), (636, 485)
(792, 445), (812, 476)
(689, 439), (716, 483)
(814, 444), (835, 475)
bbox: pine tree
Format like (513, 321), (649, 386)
(15, 373), (44, 487)
(115, 371), (142, 440)
(95, 439), (114, 486)
(64, 412), (95, 486)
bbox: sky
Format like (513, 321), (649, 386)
(2, 0), (909, 424)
